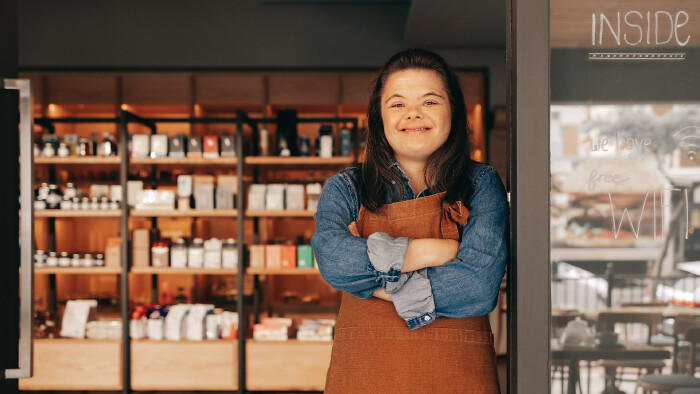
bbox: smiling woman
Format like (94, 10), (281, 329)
(311, 49), (508, 393)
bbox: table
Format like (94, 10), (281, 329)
(584, 306), (700, 321)
(552, 339), (671, 394)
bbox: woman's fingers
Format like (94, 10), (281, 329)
(348, 221), (360, 237)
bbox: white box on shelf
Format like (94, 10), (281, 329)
(265, 184), (285, 211)
(134, 189), (175, 211)
(150, 134), (168, 157)
(127, 181), (144, 207)
(203, 238), (222, 269)
(132, 134), (150, 158)
(185, 304), (214, 341)
(285, 184), (305, 210)
(90, 184), (110, 199)
(306, 183), (322, 211)
(110, 185), (122, 203)
(177, 175), (193, 198)
(247, 184), (267, 210)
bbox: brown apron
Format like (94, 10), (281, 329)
(324, 191), (500, 394)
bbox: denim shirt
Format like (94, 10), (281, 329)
(311, 162), (509, 329)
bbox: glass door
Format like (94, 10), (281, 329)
(549, 1), (700, 393)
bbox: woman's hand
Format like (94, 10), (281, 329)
(373, 288), (392, 301)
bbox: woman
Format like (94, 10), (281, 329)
(311, 48), (508, 393)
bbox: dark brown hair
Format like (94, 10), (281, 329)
(358, 48), (476, 212)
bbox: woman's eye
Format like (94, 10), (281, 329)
(390, 103), (404, 108)
(425, 101), (437, 105)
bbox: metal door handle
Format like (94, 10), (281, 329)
(3, 78), (34, 379)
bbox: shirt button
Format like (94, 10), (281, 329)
(424, 315), (431, 321)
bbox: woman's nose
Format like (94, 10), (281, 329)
(405, 105), (422, 119)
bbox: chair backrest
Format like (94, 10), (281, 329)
(597, 312), (664, 344)
(686, 327), (700, 373)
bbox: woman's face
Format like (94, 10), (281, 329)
(380, 68), (452, 164)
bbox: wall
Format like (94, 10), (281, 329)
(18, 0), (506, 107)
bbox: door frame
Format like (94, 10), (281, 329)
(507, 0), (551, 392)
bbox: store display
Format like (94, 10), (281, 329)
(60, 299), (97, 339)
(265, 245), (281, 268)
(249, 245), (265, 268)
(247, 184), (266, 210)
(265, 184), (285, 211)
(285, 184), (304, 210)
(216, 184), (234, 210)
(195, 184), (214, 210)
(253, 317), (293, 341)
(280, 245), (296, 268)
(85, 320), (122, 340)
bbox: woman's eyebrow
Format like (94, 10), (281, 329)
(384, 93), (404, 104)
(384, 92), (444, 104)
(422, 92), (445, 99)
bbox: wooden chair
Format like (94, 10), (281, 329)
(637, 327), (700, 393)
(597, 312), (666, 392)
(673, 318), (700, 375)
(552, 312), (585, 393)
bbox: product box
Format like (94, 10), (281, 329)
(285, 184), (305, 210)
(195, 184), (215, 210)
(169, 134), (187, 158)
(306, 183), (322, 211)
(110, 185), (123, 203)
(132, 134), (150, 158)
(247, 184), (267, 210)
(150, 134), (169, 157)
(192, 175), (215, 199)
(220, 135), (236, 157)
(133, 248), (150, 267)
(132, 229), (151, 249)
(127, 181), (144, 207)
(216, 184), (235, 210)
(135, 190), (175, 211)
(265, 184), (285, 211)
(177, 197), (191, 211)
(177, 175), (193, 198)
(187, 136), (203, 157)
(203, 135), (219, 158)
(90, 184), (110, 199)
(217, 175), (238, 195)
(249, 245), (266, 268)
(280, 244), (297, 269)
(297, 245), (314, 269)
(105, 237), (121, 268)
(204, 238), (222, 269)
(265, 245), (281, 269)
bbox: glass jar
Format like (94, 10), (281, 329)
(222, 238), (238, 269)
(99, 197), (110, 210)
(188, 238), (204, 268)
(98, 132), (118, 156)
(46, 251), (58, 267)
(57, 252), (71, 267)
(171, 238), (188, 268)
(80, 197), (90, 210)
(82, 253), (94, 267)
(94, 253), (105, 266)
(34, 199), (46, 210)
(151, 241), (170, 268)
(59, 197), (72, 210)
(42, 143), (55, 157)
(38, 183), (50, 201)
(57, 143), (70, 157)
(76, 138), (91, 156)
(33, 143), (41, 157)
(46, 184), (62, 209)
(64, 182), (77, 200)
(109, 200), (119, 210)
(71, 253), (82, 267)
(34, 250), (47, 268)
(89, 197), (100, 210)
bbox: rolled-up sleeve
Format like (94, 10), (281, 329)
(311, 172), (384, 299)
(428, 167), (508, 318)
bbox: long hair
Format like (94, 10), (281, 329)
(358, 48), (476, 213)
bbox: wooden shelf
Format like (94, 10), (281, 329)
(35, 266), (122, 275)
(131, 340), (237, 391)
(130, 209), (238, 218)
(246, 210), (316, 217)
(34, 210), (121, 218)
(131, 266), (238, 275)
(130, 156), (238, 166)
(245, 156), (354, 166)
(247, 339), (332, 391)
(34, 156), (121, 165)
(19, 339), (122, 391)
(247, 267), (320, 276)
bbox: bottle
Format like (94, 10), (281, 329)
(64, 182), (77, 200)
(91, 133), (99, 156)
(259, 128), (270, 156)
(46, 252), (58, 267)
(174, 287), (187, 304)
(98, 132), (118, 156)
(340, 126), (351, 157)
(57, 142), (71, 157)
(171, 238), (188, 268)
(299, 136), (310, 157)
(34, 250), (47, 268)
(58, 252), (71, 267)
(188, 238), (204, 268)
(222, 238), (238, 269)
(46, 184), (62, 209)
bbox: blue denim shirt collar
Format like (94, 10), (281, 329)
(389, 158), (433, 200)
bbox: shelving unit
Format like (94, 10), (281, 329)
(22, 69), (487, 393)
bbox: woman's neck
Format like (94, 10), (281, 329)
(395, 158), (427, 194)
